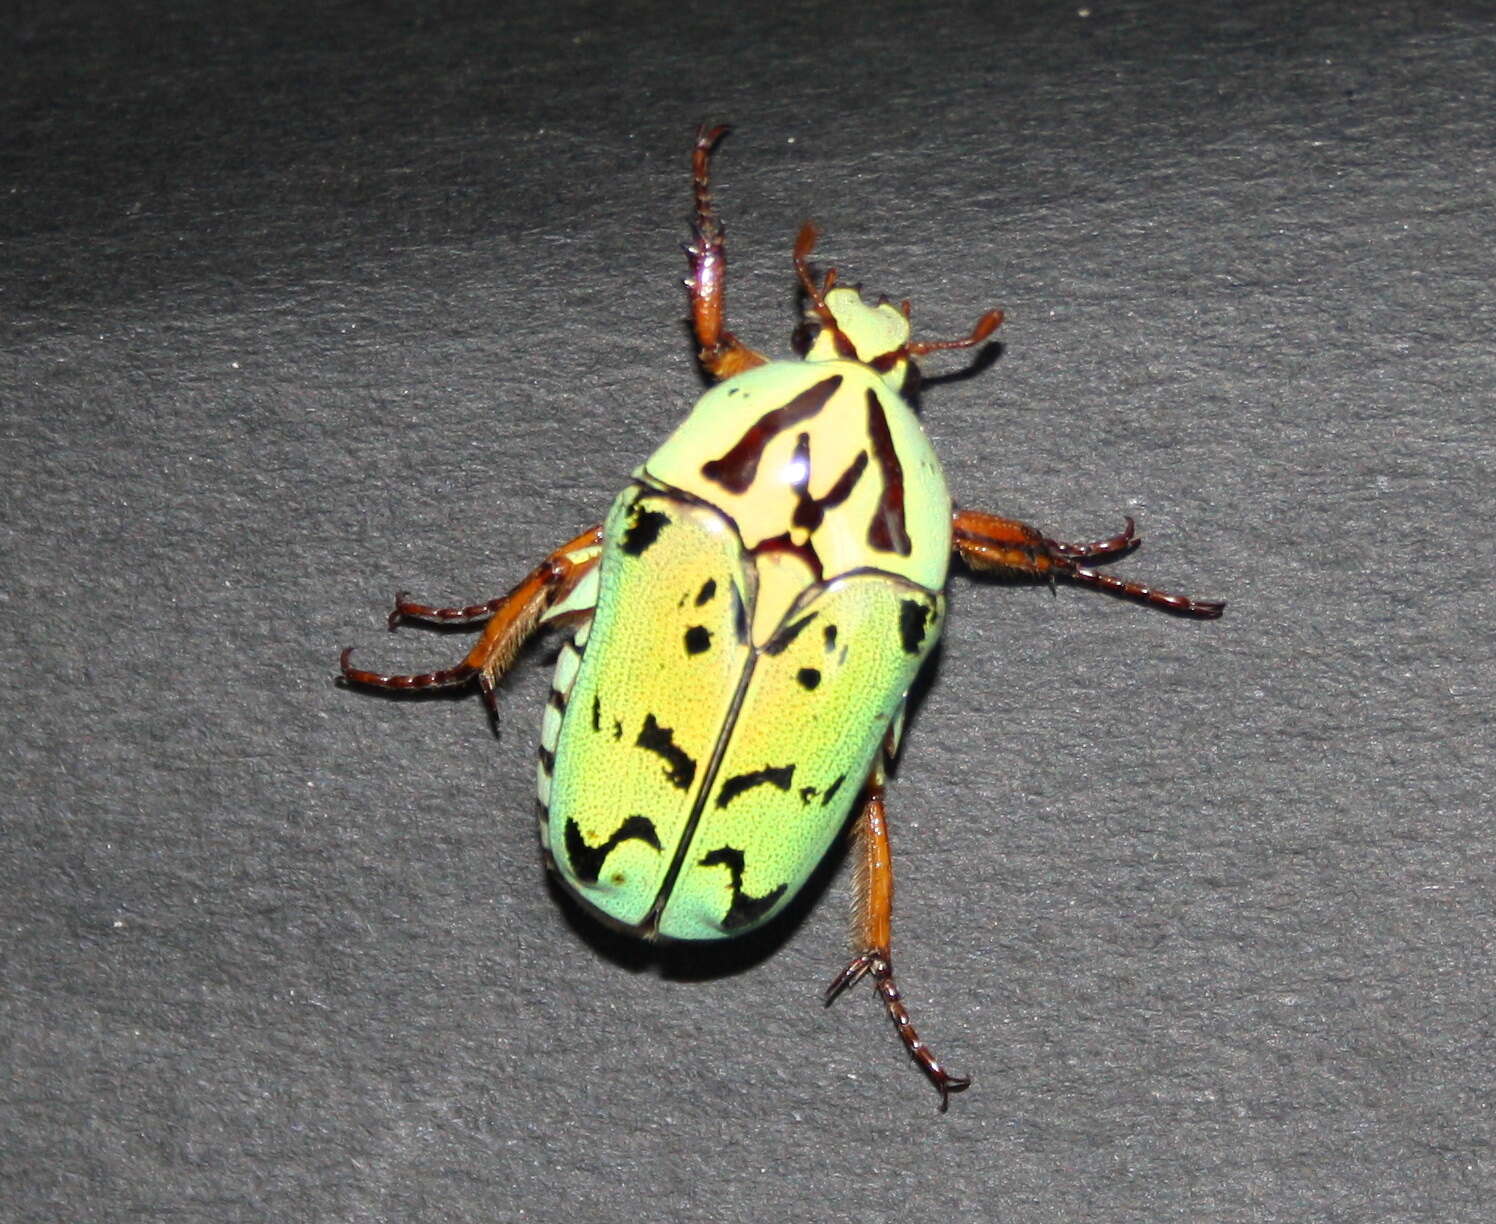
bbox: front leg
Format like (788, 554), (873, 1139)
(340, 524), (604, 721)
(826, 776), (971, 1111)
(953, 508), (1225, 618)
(685, 124), (766, 382)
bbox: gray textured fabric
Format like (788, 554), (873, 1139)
(5, 2), (1493, 1219)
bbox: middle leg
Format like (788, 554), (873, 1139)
(953, 507), (1225, 618)
(340, 524), (604, 720)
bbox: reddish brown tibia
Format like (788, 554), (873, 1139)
(828, 780), (971, 1111)
(952, 509), (1224, 618)
(341, 524), (604, 718)
(951, 508), (1063, 576)
(687, 124), (766, 381)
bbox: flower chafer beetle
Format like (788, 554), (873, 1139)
(341, 126), (1224, 1110)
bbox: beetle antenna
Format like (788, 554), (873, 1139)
(793, 222), (836, 327)
(907, 309), (1003, 356)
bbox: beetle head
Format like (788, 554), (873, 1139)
(794, 223), (1002, 394)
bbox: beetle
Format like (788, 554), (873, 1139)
(340, 125), (1224, 1109)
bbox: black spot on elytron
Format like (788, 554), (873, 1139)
(716, 764), (795, 808)
(564, 815), (662, 884)
(763, 610), (818, 656)
(729, 581), (750, 644)
(821, 773), (846, 808)
(620, 505), (671, 556)
(636, 713), (697, 791)
(612, 719), (623, 740)
(823, 624), (838, 651)
(696, 846), (789, 932)
(590, 695), (601, 732)
(865, 389), (912, 555)
(683, 625), (712, 655)
(695, 578), (717, 606)
(700, 375), (843, 494)
(899, 599), (932, 655)
(798, 785), (817, 805)
(796, 667), (821, 690)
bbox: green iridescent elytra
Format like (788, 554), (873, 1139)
(537, 309), (950, 940)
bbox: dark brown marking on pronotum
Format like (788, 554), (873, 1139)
(683, 625), (712, 655)
(826, 453), (872, 511)
(898, 599), (932, 655)
(865, 390), (911, 555)
(700, 375), (842, 494)
(715, 764), (795, 808)
(796, 667), (821, 691)
(564, 815), (662, 884)
(787, 433), (811, 498)
(787, 433), (870, 533)
(763, 610), (818, 656)
(590, 695), (601, 733)
(636, 713), (697, 791)
(752, 533), (825, 583)
(695, 578), (717, 606)
(620, 505), (671, 556)
(697, 846), (788, 931)
(821, 773), (846, 808)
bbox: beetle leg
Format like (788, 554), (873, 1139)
(686, 124), (767, 381)
(826, 777), (971, 1111)
(952, 508), (1225, 618)
(384, 591), (510, 630)
(340, 525), (604, 721)
(1046, 515), (1138, 562)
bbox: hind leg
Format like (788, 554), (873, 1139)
(826, 775), (971, 1112)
